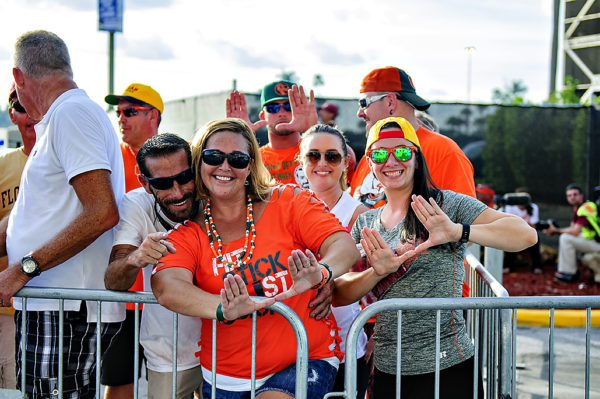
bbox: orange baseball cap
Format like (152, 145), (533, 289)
(360, 67), (430, 111)
(105, 83), (164, 114)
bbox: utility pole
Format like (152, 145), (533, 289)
(108, 31), (115, 97)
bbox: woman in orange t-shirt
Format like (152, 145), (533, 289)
(152, 118), (360, 398)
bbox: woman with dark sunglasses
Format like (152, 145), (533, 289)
(151, 118), (360, 399)
(299, 124), (370, 398)
(334, 117), (537, 398)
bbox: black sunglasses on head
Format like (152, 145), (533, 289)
(145, 168), (194, 190)
(202, 149), (251, 169)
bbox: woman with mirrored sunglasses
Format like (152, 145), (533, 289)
(299, 124), (370, 398)
(334, 117), (537, 399)
(152, 118), (360, 399)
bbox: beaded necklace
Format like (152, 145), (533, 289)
(204, 195), (256, 269)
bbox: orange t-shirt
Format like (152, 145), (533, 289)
(156, 186), (345, 379)
(350, 126), (476, 207)
(120, 142), (145, 308)
(121, 142), (143, 193)
(260, 143), (308, 188)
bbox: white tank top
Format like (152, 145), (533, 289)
(331, 192), (362, 228)
(329, 191), (368, 359)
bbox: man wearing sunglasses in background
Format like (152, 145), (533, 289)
(350, 67), (476, 208)
(104, 134), (202, 399)
(0, 83), (37, 390)
(102, 83), (164, 398)
(226, 80), (318, 188)
(105, 83), (164, 192)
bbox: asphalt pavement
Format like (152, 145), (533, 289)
(515, 326), (600, 398)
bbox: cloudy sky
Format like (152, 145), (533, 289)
(0, 0), (554, 107)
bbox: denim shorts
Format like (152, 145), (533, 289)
(202, 359), (337, 399)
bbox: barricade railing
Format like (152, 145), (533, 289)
(331, 253), (600, 399)
(465, 252), (512, 399)
(9, 280), (600, 399)
(324, 250), (510, 399)
(11, 287), (309, 399)
(340, 295), (600, 399)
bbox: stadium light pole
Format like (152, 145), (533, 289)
(464, 46), (476, 136)
(465, 46), (476, 104)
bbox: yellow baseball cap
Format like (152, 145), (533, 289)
(366, 117), (420, 153)
(105, 83), (164, 114)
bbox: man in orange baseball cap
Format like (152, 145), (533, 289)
(350, 67), (476, 207)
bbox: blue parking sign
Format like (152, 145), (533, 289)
(98, 0), (123, 32)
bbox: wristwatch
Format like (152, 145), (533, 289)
(20, 255), (41, 278)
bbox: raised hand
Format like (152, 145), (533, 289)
(360, 227), (404, 276)
(409, 194), (462, 252)
(226, 90), (267, 132)
(220, 274), (275, 321)
(274, 249), (322, 302)
(276, 85), (317, 133)
(130, 232), (176, 267)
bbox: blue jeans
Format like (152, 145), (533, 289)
(202, 359), (337, 398)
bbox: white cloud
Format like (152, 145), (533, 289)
(118, 37), (175, 60)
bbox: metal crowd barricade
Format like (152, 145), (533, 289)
(337, 251), (600, 399)
(12, 288), (308, 399)
(465, 252), (512, 398)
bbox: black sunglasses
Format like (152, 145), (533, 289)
(115, 106), (152, 119)
(304, 150), (343, 166)
(144, 168), (194, 190)
(264, 103), (292, 114)
(10, 100), (26, 114)
(202, 149), (251, 169)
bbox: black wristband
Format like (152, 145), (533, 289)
(216, 303), (234, 325)
(459, 223), (470, 243)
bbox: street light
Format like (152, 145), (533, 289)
(464, 46), (476, 104)
(464, 46), (476, 136)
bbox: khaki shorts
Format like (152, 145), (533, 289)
(147, 365), (203, 399)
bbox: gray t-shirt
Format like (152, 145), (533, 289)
(351, 190), (487, 375)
